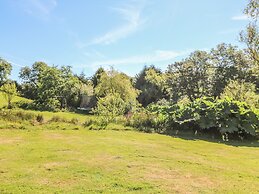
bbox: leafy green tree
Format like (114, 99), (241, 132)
(210, 43), (251, 97)
(92, 67), (105, 87)
(77, 71), (89, 84)
(59, 66), (81, 108)
(94, 69), (139, 113)
(19, 62), (48, 99)
(19, 62), (81, 110)
(240, 0), (259, 89)
(166, 51), (214, 101)
(221, 80), (259, 109)
(0, 58), (12, 85)
(135, 66), (166, 107)
(0, 82), (17, 108)
(244, 0), (259, 19)
(93, 93), (126, 121)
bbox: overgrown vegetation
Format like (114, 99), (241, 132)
(0, 0), (258, 141)
(145, 97), (259, 140)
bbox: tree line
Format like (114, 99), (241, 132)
(1, 41), (257, 111)
(0, 0), (258, 140)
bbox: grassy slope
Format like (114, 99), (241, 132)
(0, 129), (259, 194)
(10, 109), (94, 123)
(0, 91), (92, 122)
(0, 92), (32, 108)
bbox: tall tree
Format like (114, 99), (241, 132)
(19, 61), (48, 99)
(210, 43), (251, 97)
(0, 58), (12, 85)
(240, 0), (259, 89)
(135, 66), (166, 107)
(95, 69), (139, 113)
(166, 51), (214, 102)
(19, 62), (81, 110)
(0, 82), (17, 109)
(92, 67), (105, 87)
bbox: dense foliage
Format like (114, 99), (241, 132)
(0, 82), (17, 109)
(221, 80), (259, 109)
(0, 0), (258, 141)
(145, 98), (259, 140)
(134, 66), (166, 107)
(94, 69), (139, 115)
(19, 62), (81, 111)
(0, 58), (12, 85)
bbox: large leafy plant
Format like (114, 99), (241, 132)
(148, 97), (258, 140)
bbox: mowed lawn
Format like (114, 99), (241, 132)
(0, 129), (259, 194)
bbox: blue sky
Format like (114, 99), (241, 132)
(0, 0), (250, 81)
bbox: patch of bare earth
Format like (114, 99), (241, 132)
(144, 165), (217, 193)
(43, 133), (65, 140)
(42, 162), (67, 171)
(0, 137), (23, 144)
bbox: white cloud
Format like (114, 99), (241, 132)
(88, 50), (188, 69)
(90, 3), (146, 45)
(9, 61), (26, 68)
(231, 14), (248, 21)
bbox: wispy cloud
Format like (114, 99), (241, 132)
(17, 0), (57, 18)
(90, 3), (146, 45)
(86, 50), (188, 69)
(0, 53), (28, 67)
(231, 14), (248, 21)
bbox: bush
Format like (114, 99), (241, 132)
(93, 93), (126, 122)
(36, 114), (44, 123)
(148, 97), (259, 140)
(126, 109), (156, 133)
(83, 116), (108, 129)
(70, 118), (79, 125)
(0, 110), (35, 122)
(83, 116), (129, 130)
(221, 80), (259, 109)
(83, 118), (94, 127)
(49, 116), (68, 123)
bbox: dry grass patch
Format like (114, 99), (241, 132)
(0, 137), (23, 144)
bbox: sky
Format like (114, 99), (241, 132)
(0, 0), (250, 81)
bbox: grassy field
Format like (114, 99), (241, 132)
(0, 129), (259, 194)
(1, 93), (259, 193)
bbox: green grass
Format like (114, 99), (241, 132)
(0, 128), (259, 193)
(11, 109), (94, 123)
(0, 92), (32, 108)
(0, 91), (92, 123)
(1, 93), (259, 193)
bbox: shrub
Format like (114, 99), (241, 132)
(0, 82), (18, 109)
(148, 97), (259, 140)
(83, 118), (94, 127)
(221, 80), (259, 109)
(36, 114), (44, 123)
(70, 118), (79, 125)
(49, 116), (68, 123)
(0, 110), (35, 122)
(126, 109), (156, 133)
(83, 116), (109, 129)
(93, 93), (126, 122)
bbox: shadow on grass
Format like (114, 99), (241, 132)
(163, 130), (259, 148)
